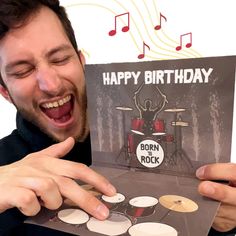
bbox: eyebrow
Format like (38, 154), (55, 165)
(5, 44), (73, 73)
(45, 44), (73, 58)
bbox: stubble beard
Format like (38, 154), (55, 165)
(9, 87), (89, 143)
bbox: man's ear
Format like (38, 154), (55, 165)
(78, 50), (86, 67)
(0, 84), (12, 103)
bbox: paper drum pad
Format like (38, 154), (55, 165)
(57, 208), (89, 225)
(87, 212), (132, 236)
(102, 193), (125, 203)
(128, 222), (178, 236)
(159, 195), (198, 213)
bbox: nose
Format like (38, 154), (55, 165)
(35, 65), (63, 96)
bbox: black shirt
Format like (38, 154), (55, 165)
(0, 113), (91, 236)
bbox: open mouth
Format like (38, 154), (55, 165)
(40, 95), (74, 124)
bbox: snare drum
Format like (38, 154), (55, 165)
(126, 196), (158, 217)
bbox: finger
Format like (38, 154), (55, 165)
(56, 177), (109, 220)
(38, 137), (75, 158)
(50, 162), (116, 196)
(10, 166), (113, 219)
(0, 186), (41, 216)
(14, 176), (63, 210)
(198, 180), (236, 205)
(196, 163), (236, 181)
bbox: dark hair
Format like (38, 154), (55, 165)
(0, 0), (78, 86)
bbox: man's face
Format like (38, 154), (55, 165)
(0, 7), (89, 142)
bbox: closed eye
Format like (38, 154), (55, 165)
(9, 67), (35, 79)
(50, 55), (72, 65)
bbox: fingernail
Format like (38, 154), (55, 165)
(96, 204), (109, 219)
(196, 166), (205, 179)
(202, 183), (215, 195)
(107, 184), (116, 195)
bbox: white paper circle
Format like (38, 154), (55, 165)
(102, 193), (125, 203)
(87, 212), (132, 236)
(57, 208), (89, 225)
(129, 196), (158, 207)
(128, 222), (178, 236)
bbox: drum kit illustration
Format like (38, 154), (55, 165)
(116, 105), (193, 169)
(54, 191), (198, 236)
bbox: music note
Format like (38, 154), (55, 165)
(108, 12), (130, 36)
(175, 32), (192, 51)
(138, 42), (150, 59)
(154, 13), (167, 30)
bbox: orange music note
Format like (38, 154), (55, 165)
(175, 32), (192, 51)
(138, 42), (150, 59)
(154, 13), (167, 30)
(108, 12), (130, 36)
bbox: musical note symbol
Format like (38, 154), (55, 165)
(108, 12), (130, 36)
(138, 41), (150, 59)
(175, 32), (192, 51)
(154, 13), (167, 30)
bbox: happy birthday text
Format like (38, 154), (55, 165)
(102, 68), (213, 85)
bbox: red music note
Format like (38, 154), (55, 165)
(138, 42), (150, 59)
(175, 32), (192, 51)
(108, 12), (130, 36)
(154, 13), (167, 30)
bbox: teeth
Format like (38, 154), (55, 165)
(41, 95), (71, 109)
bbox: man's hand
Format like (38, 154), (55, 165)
(196, 163), (236, 232)
(0, 137), (116, 220)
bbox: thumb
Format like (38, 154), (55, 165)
(39, 137), (75, 158)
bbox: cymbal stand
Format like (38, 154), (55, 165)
(115, 109), (131, 163)
(170, 114), (193, 168)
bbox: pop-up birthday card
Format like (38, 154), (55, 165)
(27, 55), (235, 236)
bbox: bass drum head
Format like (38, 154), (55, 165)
(57, 208), (89, 225)
(128, 222), (178, 236)
(87, 212), (132, 236)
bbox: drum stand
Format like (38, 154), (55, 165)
(170, 114), (193, 169)
(164, 108), (193, 169)
(115, 106), (133, 164)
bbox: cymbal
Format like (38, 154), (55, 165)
(131, 129), (145, 136)
(171, 121), (189, 127)
(152, 132), (166, 136)
(159, 195), (198, 213)
(116, 106), (133, 111)
(164, 108), (186, 113)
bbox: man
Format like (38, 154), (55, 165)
(0, 0), (116, 235)
(133, 83), (168, 135)
(0, 1), (235, 236)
